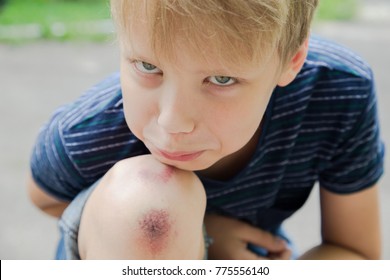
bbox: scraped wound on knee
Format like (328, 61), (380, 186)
(138, 209), (173, 256)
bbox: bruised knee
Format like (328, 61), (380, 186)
(137, 209), (172, 256)
(78, 155), (206, 259)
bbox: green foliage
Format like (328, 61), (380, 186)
(0, 0), (110, 25)
(0, 0), (111, 41)
(315, 0), (358, 21)
(0, 0), (359, 42)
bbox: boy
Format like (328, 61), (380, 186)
(28, 0), (384, 259)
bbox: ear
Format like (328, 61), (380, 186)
(277, 38), (309, 87)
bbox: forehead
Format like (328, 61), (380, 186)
(115, 1), (279, 72)
(122, 22), (278, 77)
(120, 22), (280, 77)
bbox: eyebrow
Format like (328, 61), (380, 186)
(127, 53), (161, 66)
(126, 46), (263, 80)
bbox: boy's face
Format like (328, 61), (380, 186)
(120, 25), (287, 174)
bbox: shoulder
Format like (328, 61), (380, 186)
(272, 36), (376, 124)
(58, 72), (123, 131)
(43, 72), (129, 159)
(306, 35), (373, 82)
(54, 72), (144, 183)
(30, 73), (145, 200)
(282, 36), (377, 119)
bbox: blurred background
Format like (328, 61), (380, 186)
(1, 0), (389, 259)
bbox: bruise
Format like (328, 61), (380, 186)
(138, 165), (175, 184)
(160, 165), (175, 183)
(138, 209), (172, 256)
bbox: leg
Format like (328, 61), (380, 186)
(78, 155), (207, 259)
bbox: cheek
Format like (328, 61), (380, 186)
(221, 116), (259, 151)
(120, 74), (153, 140)
(212, 95), (269, 152)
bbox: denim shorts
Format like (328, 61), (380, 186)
(55, 181), (296, 260)
(56, 180), (100, 260)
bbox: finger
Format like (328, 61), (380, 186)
(223, 240), (268, 260)
(237, 247), (268, 260)
(247, 243), (268, 257)
(241, 225), (287, 252)
(268, 248), (292, 260)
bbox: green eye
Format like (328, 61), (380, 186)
(208, 76), (236, 86)
(134, 61), (162, 74)
(142, 62), (157, 71)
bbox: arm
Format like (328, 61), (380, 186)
(299, 184), (381, 259)
(205, 183), (381, 260)
(27, 175), (69, 218)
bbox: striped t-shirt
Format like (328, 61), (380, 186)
(30, 36), (384, 230)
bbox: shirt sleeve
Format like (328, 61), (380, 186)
(318, 76), (385, 194)
(30, 73), (135, 202)
(30, 104), (86, 202)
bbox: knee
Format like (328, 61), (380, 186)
(78, 155), (206, 259)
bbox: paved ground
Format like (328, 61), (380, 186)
(0, 41), (120, 259)
(1, 16), (389, 259)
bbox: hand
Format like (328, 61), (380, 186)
(204, 213), (291, 260)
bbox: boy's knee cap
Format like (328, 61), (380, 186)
(78, 155), (206, 259)
(107, 155), (206, 208)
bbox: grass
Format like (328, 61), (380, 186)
(0, 0), (359, 42)
(314, 0), (358, 21)
(0, 0), (111, 41)
(0, 0), (110, 25)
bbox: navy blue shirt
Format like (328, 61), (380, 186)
(31, 36), (385, 230)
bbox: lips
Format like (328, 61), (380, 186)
(157, 149), (204, 162)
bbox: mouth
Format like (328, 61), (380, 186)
(156, 149), (204, 162)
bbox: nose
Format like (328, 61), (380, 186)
(157, 86), (195, 134)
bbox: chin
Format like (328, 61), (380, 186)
(156, 156), (215, 172)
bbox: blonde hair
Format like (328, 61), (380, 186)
(111, 0), (318, 69)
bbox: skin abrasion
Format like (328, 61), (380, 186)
(160, 165), (175, 183)
(138, 165), (175, 184)
(138, 209), (173, 256)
